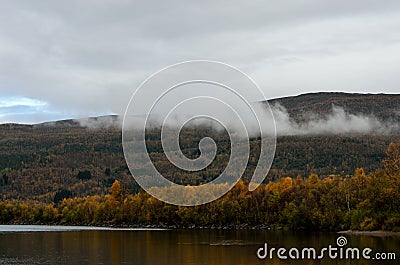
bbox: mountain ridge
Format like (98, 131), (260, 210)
(268, 92), (400, 123)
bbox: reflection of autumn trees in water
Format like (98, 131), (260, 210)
(1, 142), (399, 231)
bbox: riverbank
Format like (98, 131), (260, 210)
(4, 222), (400, 236)
(338, 230), (400, 237)
(3, 222), (274, 230)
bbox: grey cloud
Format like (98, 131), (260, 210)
(1, 1), (400, 123)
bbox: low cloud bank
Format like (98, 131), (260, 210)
(271, 104), (399, 135)
(75, 116), (122, 129)
(73, 104), (399, 136)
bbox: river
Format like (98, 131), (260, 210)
(0, 225), (398, 264)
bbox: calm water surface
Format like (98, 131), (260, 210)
(0, 225), (398, 264)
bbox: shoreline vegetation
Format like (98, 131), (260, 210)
(1, 142), (400, 232)
(338, 230), (400, 237)
(1, 223), (400, 238)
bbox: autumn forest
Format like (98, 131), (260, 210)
(1, 93), (400, 231)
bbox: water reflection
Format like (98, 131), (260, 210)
(0, 227), (398, 265)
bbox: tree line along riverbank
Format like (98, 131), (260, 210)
(1, 142), (400, 231)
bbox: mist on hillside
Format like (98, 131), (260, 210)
(74, 103), (399, 136)
(271, 103), (399, 135)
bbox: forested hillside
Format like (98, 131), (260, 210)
(0, 92), (399, 204)
(1, 144), (399, 231)
(270, 92), (400, 122)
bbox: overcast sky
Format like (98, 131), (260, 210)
(1, 0), (400, 124)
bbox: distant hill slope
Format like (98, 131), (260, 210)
(269, 92), (400, 122)
(1, 92), (400, 203)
